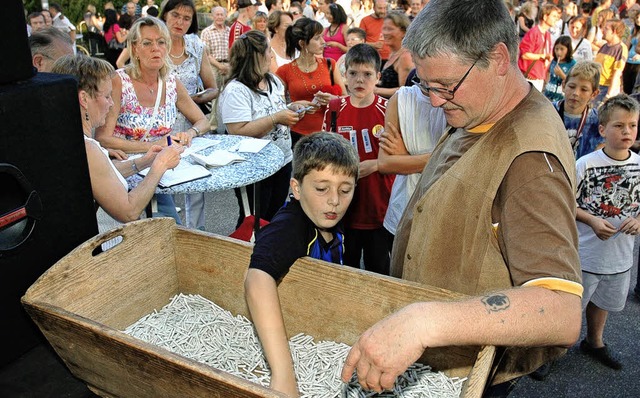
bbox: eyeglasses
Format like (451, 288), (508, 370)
(412, 58), (479, 100)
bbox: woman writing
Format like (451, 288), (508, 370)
(218, 31), (306, 225)
(323, 3), (348, 61)
(276, 17), (345, 146)
(160, 0), (218, 230)
(51, 54), (182, 236)
(268, 10), (296, 72)
(95, 17), (210, 222)
(375, 12), (413, 98)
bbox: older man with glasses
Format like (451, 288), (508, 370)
(342, 0), (583, 396)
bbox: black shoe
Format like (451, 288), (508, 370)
(529, 362), (553, 381)
(580, 339), (623, 370)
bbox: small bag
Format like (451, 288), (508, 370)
(107, 26), (126, 50)
(108, 37), (126, 50)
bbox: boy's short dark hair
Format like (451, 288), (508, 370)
(346, 27), (366, 41)
(565, 61), (601, 92)
(293, 132), (359, 182)
(599, 94), (640, 127)
(344, 43), (381, 72)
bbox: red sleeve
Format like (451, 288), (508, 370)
(518, 28), (537, 54)
(276, 63), (289, 85)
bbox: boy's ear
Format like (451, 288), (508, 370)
(376, 71), (381, 84)
(591, 87), (600, 100)
(290, 178), (301, 200)
(598, 123), (606, 138)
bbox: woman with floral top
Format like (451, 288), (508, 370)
(96, 17), (209, 222)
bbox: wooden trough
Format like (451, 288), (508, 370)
(22, 218), (495, 397)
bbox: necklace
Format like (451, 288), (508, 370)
(296, 56), (316, 73)
(328, 24), (339, 37)
(136, 78), (157, 94)
(294, 59), (324, 94)
(170, 41), (185, 59)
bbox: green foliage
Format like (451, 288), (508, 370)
(21, 1), (217, 25)
(22, 1), (128, 25)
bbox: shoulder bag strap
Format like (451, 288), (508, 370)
(140, 76), (164, 141)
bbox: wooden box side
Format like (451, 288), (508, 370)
(173, 227), (253, 318)
(22, 302), (286, 398)
(23, 218), (180, 330)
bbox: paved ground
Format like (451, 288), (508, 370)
(1, 189), (639, 397)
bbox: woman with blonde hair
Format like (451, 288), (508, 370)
(96, 17), (209, 222)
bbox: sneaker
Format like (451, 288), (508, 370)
(580, 339), (623, 370)
(529, 362), (553, 381)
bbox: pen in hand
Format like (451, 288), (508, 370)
(167, 136), (175, 171)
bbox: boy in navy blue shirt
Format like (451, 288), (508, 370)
(244, 132), (359, 397)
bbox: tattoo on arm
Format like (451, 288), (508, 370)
(481, 293), (510, 313)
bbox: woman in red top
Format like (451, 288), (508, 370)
(323, 3), (348, 61)
(276, 17), (346, 146)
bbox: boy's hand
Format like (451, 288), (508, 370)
(358, 159), (378, 179)
(270, 373), (299, 398)
(380, 122), (408, 155)
(617, 216), (640, 235)
(587, 216), (617, 240)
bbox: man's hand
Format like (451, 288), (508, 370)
(341, 304), (427, 392)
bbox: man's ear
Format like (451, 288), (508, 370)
(290, 177), (301, 200)
(32, 54), (43, 71)
(492, 42), (511, 76)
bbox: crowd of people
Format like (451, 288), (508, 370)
(24, 0), (640, 397)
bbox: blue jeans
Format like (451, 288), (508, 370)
(154, 194), (181, 224)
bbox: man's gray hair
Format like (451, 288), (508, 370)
(403, 0), (518, 67)
(29, 26), (73, 58)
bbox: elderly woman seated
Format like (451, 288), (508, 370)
(51, 54), (183, 236)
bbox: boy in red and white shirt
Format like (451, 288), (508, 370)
(323, 43), (395, 274)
